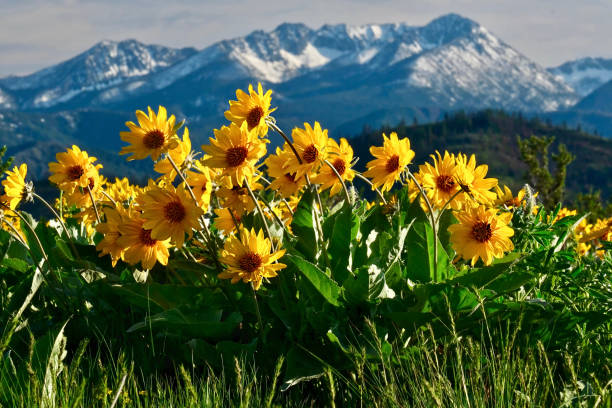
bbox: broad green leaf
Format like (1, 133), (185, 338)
(328, 202), (359, 282)
(289, 188), (318, 259)
(127, 309), (242, 340)
(287, 254), (341, 306)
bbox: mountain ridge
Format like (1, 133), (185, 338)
(0, 13), (578, 116)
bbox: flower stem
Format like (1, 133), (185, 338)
(324, 159), (352, 205)
(354, 173), (387, 205)
(267, 121), (303, 165)
(167, 154), (222, 272)
(406, 170), (439, 282)
(87, 185), (101, 224)
(245, 179), (276, 252)
(32, 192), (81, 260)
(435, 189), (463, 226)
(251, 283), (264, 336)
(100, 189), (119, 208)
(3, 204), (49, 264)
(2, 218), (28, 247)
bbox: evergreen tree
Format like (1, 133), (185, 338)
(517, 135), (574, 209)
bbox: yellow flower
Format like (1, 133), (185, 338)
(494, 185), (527, 208)
(141, 184), (202, 248)
(96, 207), (125, 266)
(410, 151), (461, 211)
(49, 145), (100, 193)
(1, 164), (28, 210)
(553, 207), (577, 223)
(186, 160), (216, 210)
(312, 138), (355, 197)
(454, 154), (498, 206)
(218, 227), (286, 290)
(448, 205), (514, 266)
(117, 211), (171, 270)
(363, 132), (414, 192)
(120, 106), (179, 161)
(224, 83), (276, 136)
(216, 176), (263, 216)
(264, 146), (306, 198)
(213, 207), (241, 235)
(2, 211), (25, 241)
(285, 122), (329, 180)
(65, 172), (106, 209)
(202, 122), (267, 188)
(104, 177), (138, 204)
(154, 127), (192, 181)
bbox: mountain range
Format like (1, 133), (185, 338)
(0, 13), (612, 181)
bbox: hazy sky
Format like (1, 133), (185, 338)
(1, 0), (611, 76)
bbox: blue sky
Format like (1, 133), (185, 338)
(1, 0), (611, 76)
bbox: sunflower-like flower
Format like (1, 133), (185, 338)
(141, 184), (202, 248)
(285, 122), (329, 181)
(202, 122), (267, 188)
(448, 205), (514, 266)
(213, 207), (241, 235)
(117, 210), (171, 270)
(104, 177), (139, 205)
(216, 175), (264, 216)
(96, 207), (125, 266)
(49, 145), (100, 193)
(494, 185), (528, 209)
(65, 172), (106, 209)
(120, 106), (180, 161)
(154, 127), (192, 181)
(225, 83), (276, 136)
(410, 151), (461, 211)
(553, 207), (577, 223)
(1, 164), (29, 210)
(218, 227), (286, 290)
(265, 146), (306, 198)
(454, 154), (498, 206)
(186, 160), (216, 210)
(312, 138), (355, 197)
(363, 132), (415, 192)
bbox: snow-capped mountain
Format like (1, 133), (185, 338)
(0, 40), (196, 109)
(549, 57), (612, 97)
(0, 14), (578, 118)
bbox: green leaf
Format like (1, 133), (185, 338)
(127, 309), (242, 340)
(1, 257), (30, 272)
(328, 203), (359, 282)
(281, 346), (326, 391)
(289, 188), (318, 259)
(286, 254), (341, 306)
(403, 220), (451, 283)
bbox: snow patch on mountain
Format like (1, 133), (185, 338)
(549, 57), (612, 96)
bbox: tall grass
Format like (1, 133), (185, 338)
(2, 323), (610, 407)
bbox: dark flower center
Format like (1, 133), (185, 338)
(226, 146), (249, 167)
(239, 252), (262, 273)
(246, 106), (264, 130)
(88, 177), (95, 189)
(302, 144), (318, 163)
(284, 173), (296, 183)
(232, 186), (247, 195)
(505, 198), (520, 207)
(436, 175), (455, 193)
(143, 129), (166, 150)
(332, 158), (346, 176)
(67, 165), (85, 181)
(471, 221), (492, 243)
(139, 228), (157, 246)
(164, 201), (186, 223)
(385, 155), (400, 173)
